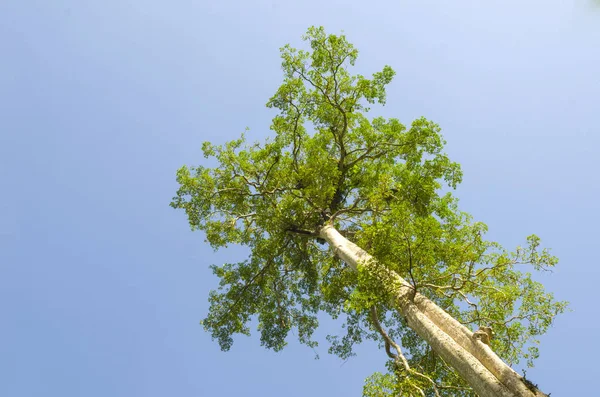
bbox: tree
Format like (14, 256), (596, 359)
(171, 26), (567, 397)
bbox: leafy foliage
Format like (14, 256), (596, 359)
(171, 26), (567, 395)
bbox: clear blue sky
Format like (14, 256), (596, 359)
(1, 1), (598, 395)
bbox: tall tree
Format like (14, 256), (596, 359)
(171, 27), (566, 396)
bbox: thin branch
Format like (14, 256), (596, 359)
(400, 228), (418, 297)
(369, 306), (441, 397)
(285, 227), (320, 237)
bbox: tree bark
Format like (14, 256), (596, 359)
(319, 224), (544, 397)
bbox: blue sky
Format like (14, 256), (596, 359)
(1, 0), (599, 396)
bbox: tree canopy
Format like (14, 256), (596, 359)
(171, 26), (566, 396)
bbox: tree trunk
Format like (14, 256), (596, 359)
(319, 224), (545, 397)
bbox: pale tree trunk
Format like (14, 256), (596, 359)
(319, 224), (547, 397)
